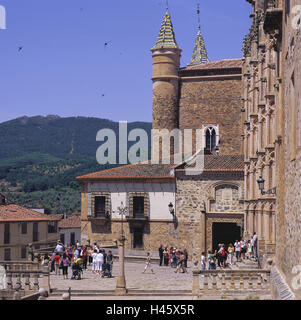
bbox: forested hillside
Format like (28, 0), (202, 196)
(0, 116), (152, 214)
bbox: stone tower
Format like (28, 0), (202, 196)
(151, 7), (182, 132)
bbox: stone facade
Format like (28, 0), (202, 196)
(178, 77), (243, 155)
(175, 172), (244, 260)
(276, 0), (301, 300)
(242, 0), (279, 261)
(79, 180), (178, 251)
(243, 0), (301, 299)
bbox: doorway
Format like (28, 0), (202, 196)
(133, 228), (144, 249)
(212, 222), (241, 251)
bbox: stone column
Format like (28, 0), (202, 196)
(264, 211), (270, 244)
(257, 209), (263, 240)
(42, 260), (51, 295)
(254, 210), (257, 234)
(115, 235), (127, 295)
(249, 209), (254, 235)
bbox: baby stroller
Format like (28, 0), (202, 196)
(71, 259), (83, 280)
(101, 263), (112, 278)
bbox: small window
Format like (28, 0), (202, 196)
(95, 196), (106, 217)
(4, 223), (10, 244)
(4, 248), (11, 261)
(33, 222), (38, 242)
(21, 247), (27, 259)
(48, 221), (57, 233)
(21, 223), (27, 234)
(205, 127), (217, 152)
(133, 197), (145, 217)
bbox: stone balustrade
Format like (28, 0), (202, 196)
(0, 258), (51, 299)
(192, 266), (271, 296)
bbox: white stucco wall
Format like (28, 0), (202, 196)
(87, 182), (175, 220)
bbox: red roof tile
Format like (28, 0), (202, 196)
(77, 162), (175, 180)
(182, 58), (242, 71)
(178, 155), (244, 171)
(59, 215), (81, 229)
(0, 204), (62, 222)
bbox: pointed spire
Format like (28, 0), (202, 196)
(152, 4), (179, 50)
(189, 4), (209, 65)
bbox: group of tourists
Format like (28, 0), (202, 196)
(44, 240), (114, 280)
(200, 232), (259, 270)
(158, 245), (188, 273)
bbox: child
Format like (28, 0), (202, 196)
(142, 252), (155, 274)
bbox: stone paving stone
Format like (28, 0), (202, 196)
(50, 262), (193, 292)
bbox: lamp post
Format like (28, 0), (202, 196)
(115, 202), (128, 295)
(257, 176), (277, 195)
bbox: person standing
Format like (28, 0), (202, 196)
(81, 246), (88, 270)
(92, 249), (98, 274)
(234, 240), (241, 262)
(96, 250), (104, 275)
(61, 253), (69, 279)
(247, 240), (252, 259)
(50, 251), (56, 273)
(208, 251), (216, 270)
(201, 252), (206, 271)
(169, 247), (173, 267)
(217, 244), (222, 268)
(183, 249), (188, 268)
(107, 251), (114, 274)
(74, 247), (80, 261)
(142, 252), (155, 274)
(227, 243), (234, 265)
(163, 247), (169, 266)
(252, 232), (258, 261)
(240, 238), (247, 260)
(102, 249), (107, 273)
(54, 252), (61, 275)
(220, 247), (227, 269)
(158, 245), (164, 267)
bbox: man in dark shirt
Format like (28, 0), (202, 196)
(158, 245), (164, 266)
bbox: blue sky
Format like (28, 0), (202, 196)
(0, 0), (252, 124)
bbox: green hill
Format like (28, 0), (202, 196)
(0, 115), (152, 214)
(0, 115), (152, 159)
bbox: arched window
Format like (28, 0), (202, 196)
(205, 127), (216, 151)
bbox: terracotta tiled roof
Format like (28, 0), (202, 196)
(182, 58), (242, 71)
(77, 162), (175, 180)
(0, 204), (62, 222)
(59, 215), (81, 229)
(179, 155), (244, 171)
(48, 214), (64, 221)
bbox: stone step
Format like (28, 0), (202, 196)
(50, 289), (192, 297)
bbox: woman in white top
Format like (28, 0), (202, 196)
(96, 250), (104, 275)
(92, 249), (98, 273)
